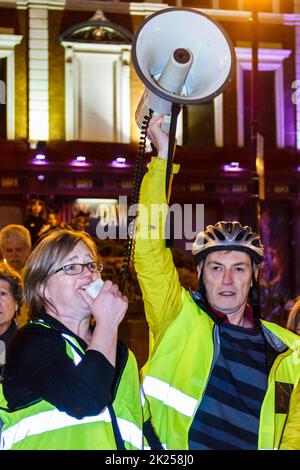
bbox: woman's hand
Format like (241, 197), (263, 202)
(79, 280), (128, 366)
(79, 280), (128, 330)
(147, 114), (170, 161)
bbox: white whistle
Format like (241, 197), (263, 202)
(85, 278), (104, 299)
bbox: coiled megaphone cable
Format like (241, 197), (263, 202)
(121, 109), (153, 293)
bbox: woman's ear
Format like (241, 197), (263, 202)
(38, 282), (50, 302)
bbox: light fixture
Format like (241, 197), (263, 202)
(37, 175), (45, 181)
(116, 157), (126, 164)
(111, 157), (129, 168)
(223, 162), (243, 172)
(32, 153), (47, 165)
(71, 156), (90, 167)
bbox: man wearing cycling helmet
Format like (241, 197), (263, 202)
(134, 114), (300, 450)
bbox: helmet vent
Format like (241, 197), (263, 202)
(213, 229), (225, 241)
(226, 222), (233, 233)
(235, 229), (246, 241)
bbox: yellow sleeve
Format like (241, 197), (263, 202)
(279, 380), (300, 450)
(134, 157), (183, 352)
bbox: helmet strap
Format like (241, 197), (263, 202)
(198, 266), (208, 304)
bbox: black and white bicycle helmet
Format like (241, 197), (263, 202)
(192, 221), (264, 266)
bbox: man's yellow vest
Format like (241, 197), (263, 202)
(142, 288), (300, 450)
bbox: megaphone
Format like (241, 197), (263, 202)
(132, 7), (236, 130)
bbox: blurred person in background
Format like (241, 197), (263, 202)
(0, 225), (31, 275)
(72, 211), (90, 232)
(0, 225), (31, 326)
(24, 197), (45, 246)
(38, 208), (63, 239)
(0, 262), (23, 345)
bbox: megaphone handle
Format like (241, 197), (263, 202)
(165, 103), (181, 200)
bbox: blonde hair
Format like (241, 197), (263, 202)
(24, 229), (100, 319)
(286, 297), (300, 334)
(0, 224), (31, 251)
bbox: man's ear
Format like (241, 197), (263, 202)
(253, 267), (259, 282)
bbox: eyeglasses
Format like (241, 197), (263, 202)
(55, 262), (103, 276)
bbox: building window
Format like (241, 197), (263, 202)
(182, 92), (224, 148)
(0, 34), (23, 140)
(60, 16), (132, 143)
(236, 47), (291, 148)
(243, 70), (276, 147)
(183, 103), (214, 147)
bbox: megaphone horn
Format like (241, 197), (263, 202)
(132, 7), (236, 129)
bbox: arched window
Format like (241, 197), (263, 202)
(60, 13), (132, 143)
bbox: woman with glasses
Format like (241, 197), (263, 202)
(0, 229), (155, 450)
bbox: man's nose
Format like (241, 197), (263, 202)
(222, 269), (233, 284)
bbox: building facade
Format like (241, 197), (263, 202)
(0, 0), (299, 306)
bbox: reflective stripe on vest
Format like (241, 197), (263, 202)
(1, 407), (110, 450)
(117, 418), (143, 450)
(1, 407), (143, 450)
(62, 333), (83, 365)
(143, 376), (198, 417)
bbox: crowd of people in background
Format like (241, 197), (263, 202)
(0, 198), (92, 331)
(0, 195), (299, 346)
(0, 184), (299, 450)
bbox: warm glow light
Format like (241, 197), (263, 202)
(29, 112), (49, 141)
(35, 154), (46, 161)
(76, 156), (86, 162)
